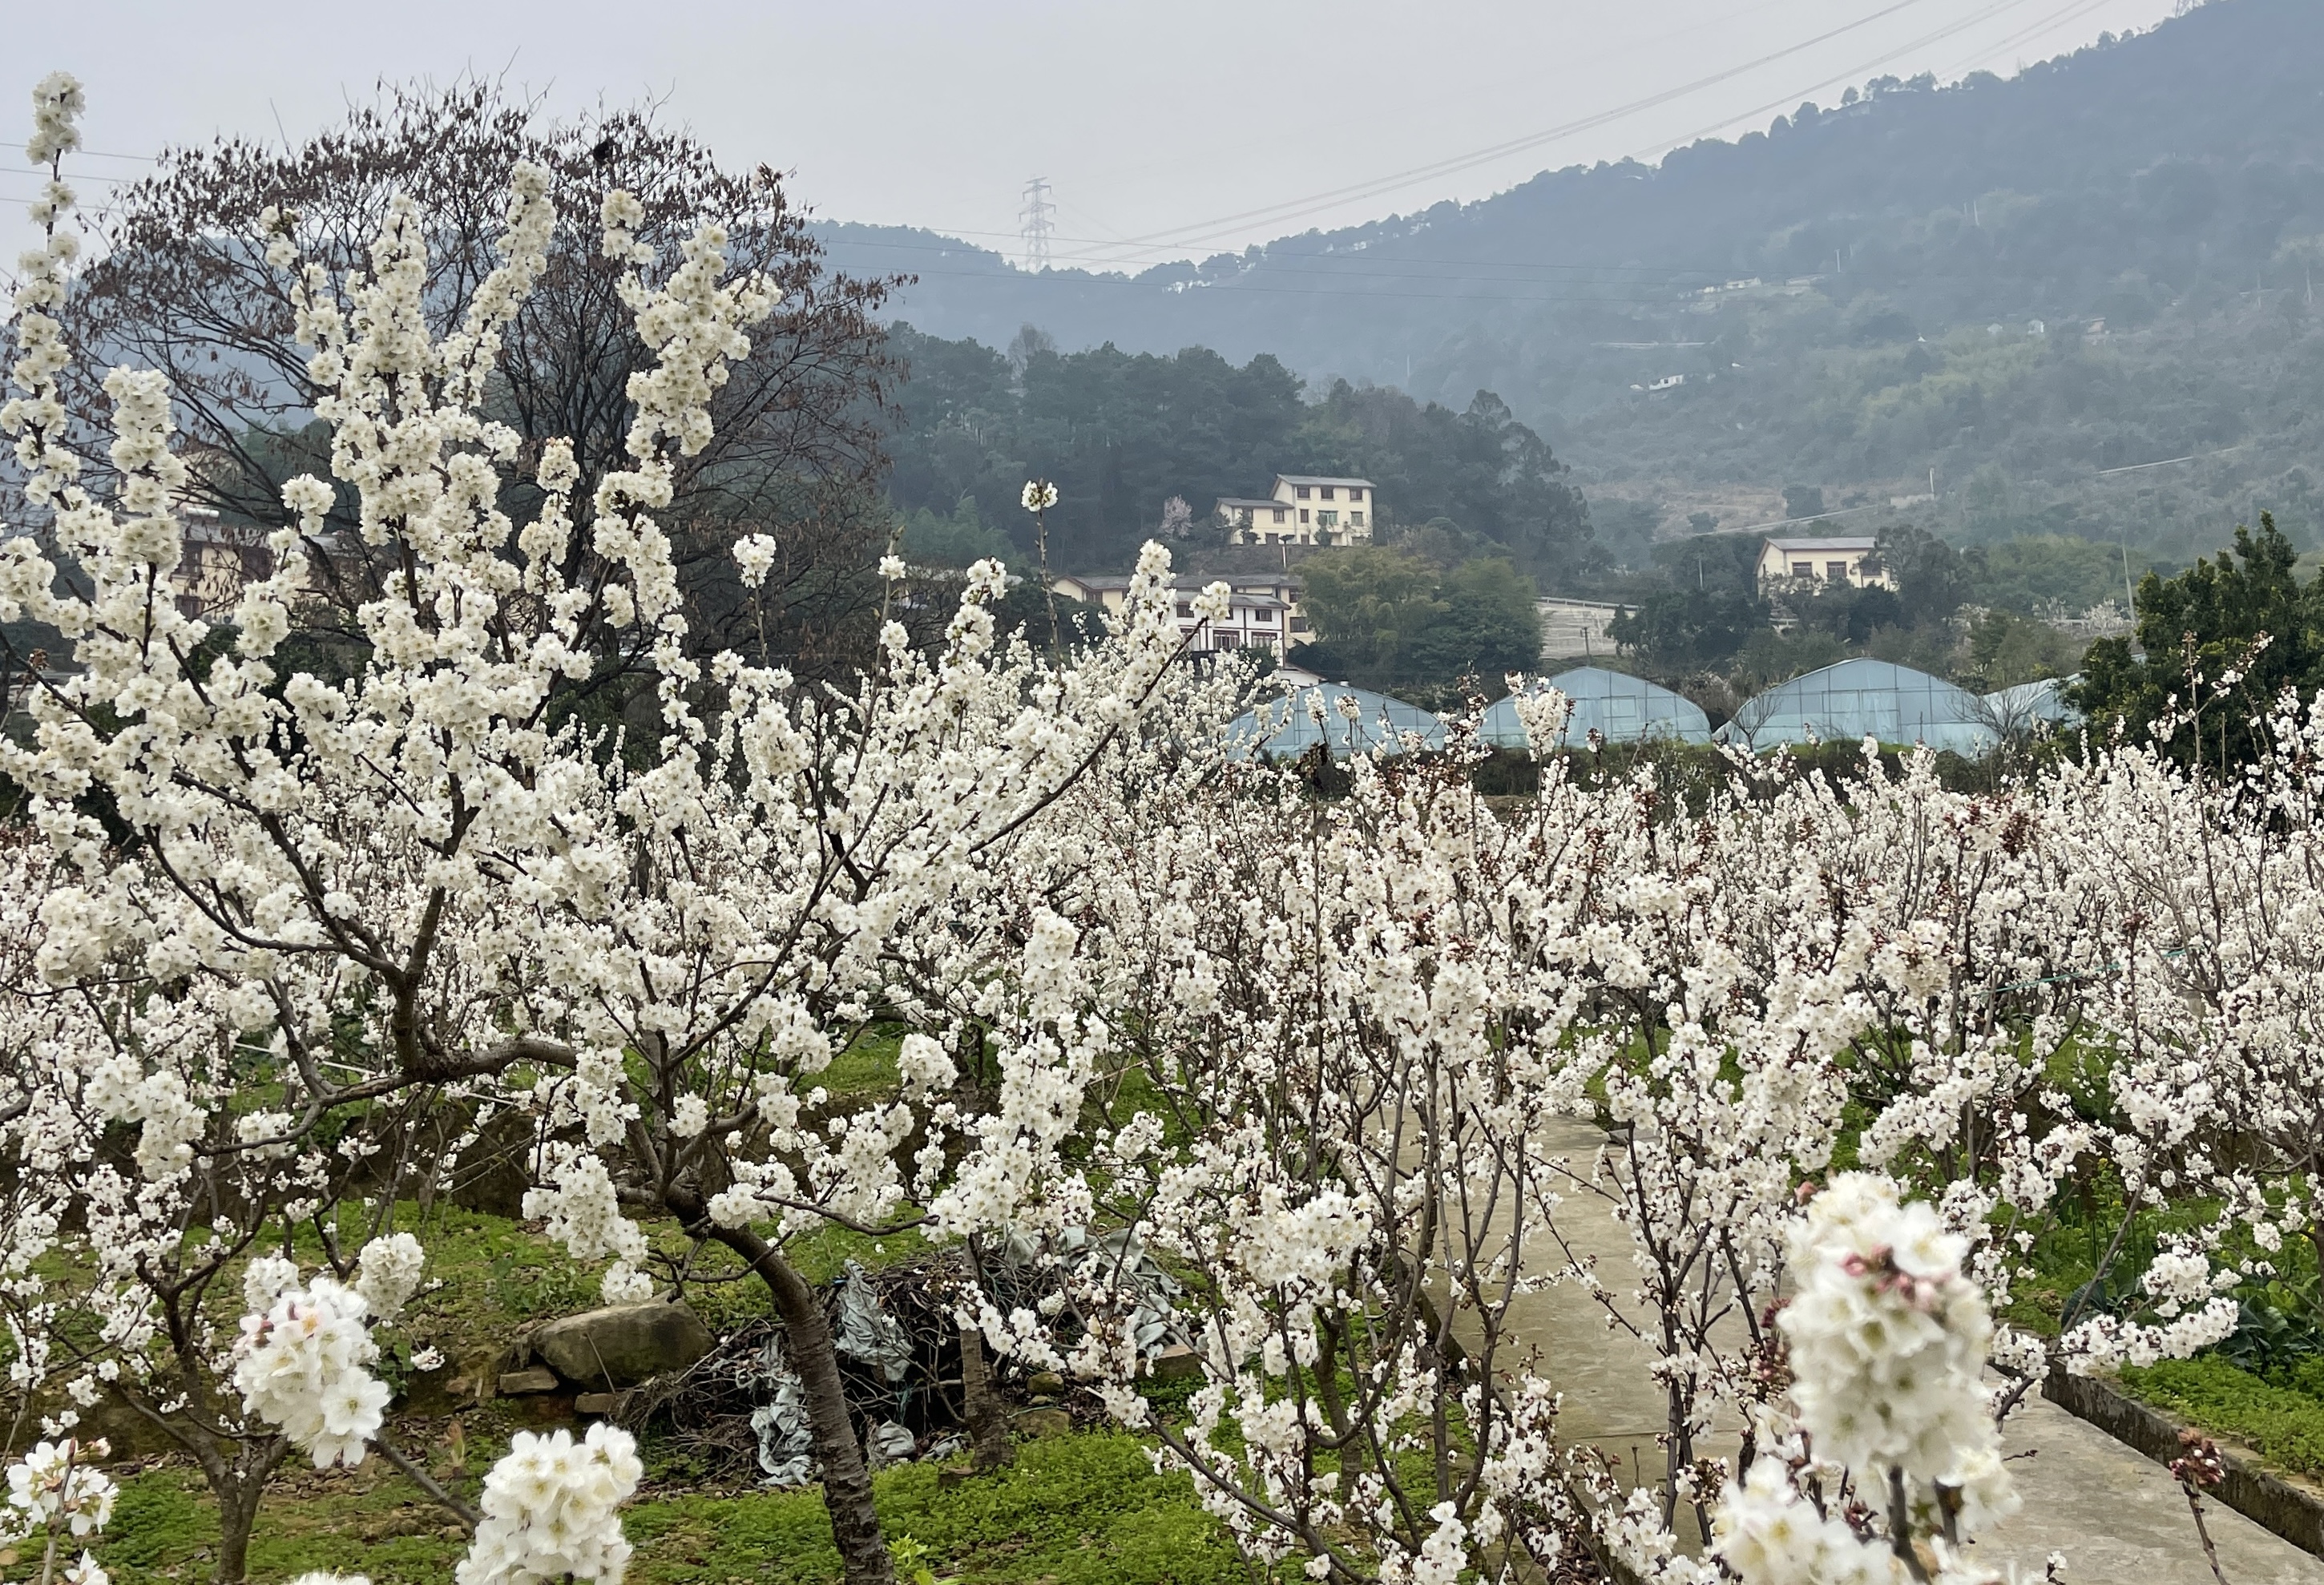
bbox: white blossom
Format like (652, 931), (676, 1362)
(457, 1425), (642, 1585)
(231, 1277), (391, 1468)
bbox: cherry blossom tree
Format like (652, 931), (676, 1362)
(48, 79), (902, 684)
(5, 61), (2315, 1585)
(0, 68), (1229, 1585)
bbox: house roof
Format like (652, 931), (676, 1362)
(1214, 497), (1282, 511)
(1274, 474), (1375, 489)
(1053, 574), (1293, 606)
(1764, 534), (1879, 554)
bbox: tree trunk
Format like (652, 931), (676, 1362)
(1313, 1310), (1362, 1501)
(669, 1188), (893, 1585)
(209, 1441), (288, 1585)
(956, 1322), (1014, 1472)
(213, 1477), (263, 1585)
(125, 1386), (289, 1585)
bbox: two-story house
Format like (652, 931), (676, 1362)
(1216, 474), (1377, 546)
(1756, 534), (1894, 591)
(1049, 571), (1313, 654)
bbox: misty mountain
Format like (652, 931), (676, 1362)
(822, 0), (2324, 567)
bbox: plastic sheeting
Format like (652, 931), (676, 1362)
(997, 1226), (1190, 1365)
(744, 1333), (815, 1486)
(740, 1240), (1189, 1487)
(1481, 667), (1712, 749)
(746, 1263), (930, 1485)
(835, 1263), (913, 1385)
(1223, 684), (1446, 760)
(1983, 676), (2083, 732)
(1716, 657), (1999, 756)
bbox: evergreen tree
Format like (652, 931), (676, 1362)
(2072, 513), (2324, 769)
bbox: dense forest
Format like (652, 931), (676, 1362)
(882, 326), (1590, 576)
(831, 0), (2324, 568)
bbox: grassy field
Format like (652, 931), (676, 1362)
(94, 1428), (1248, 1585)
(32, 1023), (1260, 1585)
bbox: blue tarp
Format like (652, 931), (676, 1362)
(1482, 667), (1713, 750)
(1716, 657), (1999, 756)
(1225, 684), (1447, 760)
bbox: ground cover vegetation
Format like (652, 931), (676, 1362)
(10, 69), (2324, 1585)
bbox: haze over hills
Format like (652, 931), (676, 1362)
(821, 0), (2324, 569)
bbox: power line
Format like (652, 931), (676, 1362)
(880, 263), (1749, 306)
(1724, 504), (1888, 534)
(829, 228), (1737, 278)
(0, 140), (154, 164)
(1060, 0), (2016, 268)
(1614, 0), (2048, 165)
(1048, 0), (2066, 273)
(833, 235), (1735, 288)
(2095, 444), (2245, 476)
(1928, 0), (2120, 80)
(1300, 0), (2044, 258)
(0, 165), (132, 184)
(835, 231), (2179, 296)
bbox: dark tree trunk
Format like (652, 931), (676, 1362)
(956, 1322), (1014, 1472)
(213, 1474), (265, 1585)
(668, 1188), (893, 1585)
(123, 1386), (291, 1585)
(203, 1438), (288, 1585)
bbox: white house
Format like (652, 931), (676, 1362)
(1757, 534), (1894, 591)
(1050, 571), (1311, 654)
(1218, 474), (1376, 546)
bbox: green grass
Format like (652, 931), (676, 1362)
(2118, 1354), (2324, 1480)
(97, 1430), (1249, 1585)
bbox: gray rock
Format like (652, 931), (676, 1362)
(498, 1366), (559, 1395)
(1147, 1344), (1203, 1381)
(1012, 1407), (1072, 1439)
(531, 1301), (713, 1389)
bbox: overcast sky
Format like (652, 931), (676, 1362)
(10, 0), (2180, 268)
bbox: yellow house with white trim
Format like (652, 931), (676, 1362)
(1220, 474), (1376, 546)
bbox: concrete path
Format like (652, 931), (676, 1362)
(1517, 1115), (2324, 1583)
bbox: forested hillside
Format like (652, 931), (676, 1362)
(829, 0), (2324, 567)
(882, 327), (1589, 575)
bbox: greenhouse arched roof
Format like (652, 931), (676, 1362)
(1983, 676), (2083, 731)
(1715, 657), (1998, 756)
(1481, 668), (1712, 750)
(1225, 684), (1447, 760)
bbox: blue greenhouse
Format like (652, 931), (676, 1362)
(1715, 658), (1999, 756)
(1480, 667), (1712, 751)
(1224, 684), (1447, 760)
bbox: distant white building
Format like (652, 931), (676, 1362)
(1049, 571), (1311, 654)
(1757, 534), (1894, 591)
(1217, 474), (1376, 546)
